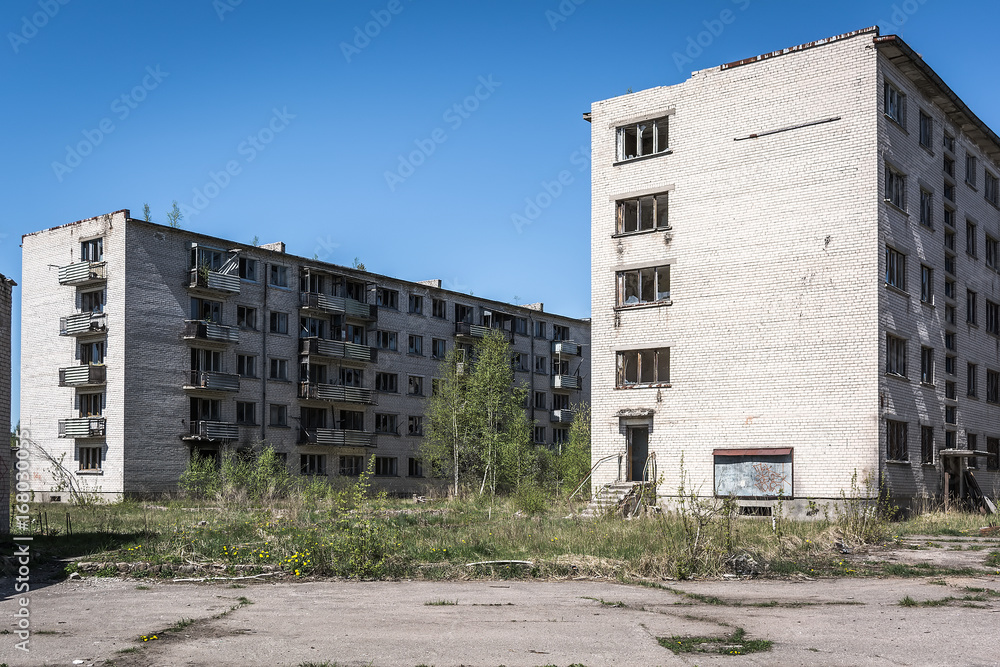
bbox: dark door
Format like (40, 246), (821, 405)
(628, 426), (649, 482)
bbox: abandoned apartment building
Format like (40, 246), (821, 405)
(589, 27), (1000, 515)
(19, 211), (590, 500)
(1, 273), (14, 532)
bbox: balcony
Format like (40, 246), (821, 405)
(186, 421), (239, 441)
(183, 320), (239, 344)
(551, 340), (580, 356)
(299, 428), (377, 448)
(189, 268), (240, 295)
(58, 261), (107, 286)
(300, 292), (378, 320)
(454, 322), (514, 341)
(299, 382), (376, 405)
(550, 409), (575, 424)
(185, 370), (240, 392)
(60, 312), (107, 336)
(58, 417), (106, 438)
(59, 365), (107, 387)
(300, 337), (377, 363)
(551, 375), (581, 390)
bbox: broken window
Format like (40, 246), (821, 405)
(374, 457), (397, 476)
(345, 279), (365, 302)
(533, 321), (546, 338)
(338, 410), (364, 431)
(269, 265), (289, 288)
(408, 294), (423, 314)
(552, 359), (569, 376)
(237, 305), (257, 329)
(339, 367), (363, 387)
(191, 246), (227, 271)
(455, 304), (473, 324)
(375, 372), (398, 393)
(616, 192), (669, 234)
(270, 311), (289, 334)
(190, 397), (220, 422)
(533, 426), (546, 444)
(921, 425), (934, 464)
(553, 428), (569, 445)
(238, 257), (257, 281)
(408, 375), (424, 396)
(345, 323), (365, 345)
(432, 338), (446, 359)
(81, 289), (106, 313)
(514, 317), (528, 335)
(81, 238), (104, 262)
(617, 265), (670, 306)
(190, 348), (222, 372)
(375, 413), (397, 434)
(79, 446), (102, 470)
(338, 455), (362, 476)
(616, 348), (670, 387)
(408, 458), (424, 477)
(236, 402), (257, 425)
(377, 288), (399, 309)
(886, 419), (908, 461)
(408, 335), (423, 356)
(884, 81), (906, 128)
(553, 325), (569, 341)
(78, 392), (105, 417)
(375, 330), (397, 350)
(533, 391), (546, 409)
(237, 355), (256, 378)
(432, 298), (447, 319)
(191, 297), (221, 323)
(302, 272), (326, 294)
(534, 356), (547, 374)
(616, 115), (669, 161)
(301, 454), (327, 476)
(269, 404), (287, 426)
(512, 352), (529, 372)
(408, 416), (423, 436)
(269, 358), (288, 380)
(80, 340), (105, 364)
(301, 316), (328, 339)
(553, 393), (569, 410)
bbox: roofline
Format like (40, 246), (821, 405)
(720, 26), (880, 70)
(21, 209), (130, 243)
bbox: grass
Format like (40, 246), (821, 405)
(659, 627), (773, 655)
(424, 599), (458, 606)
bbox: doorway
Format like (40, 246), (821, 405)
(627, 426), (649, 482)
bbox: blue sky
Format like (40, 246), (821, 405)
(4, 0), (1000, 426)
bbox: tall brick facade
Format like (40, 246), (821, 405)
(0, 273), (13, 532)
(21, 213), (589, 499)
(589, 27), (1000, 513)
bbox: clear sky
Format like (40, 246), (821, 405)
(4, 0), (1000, 427)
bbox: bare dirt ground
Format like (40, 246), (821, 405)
(3, 534), (1000, 667)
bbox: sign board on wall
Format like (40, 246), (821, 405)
(713, 448), (793, 499)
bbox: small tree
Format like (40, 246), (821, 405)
(142, 203), (152, 222)
(421, 347), (471, 496)
(166, 200), (183, 228)
(557, 403), (591, 495)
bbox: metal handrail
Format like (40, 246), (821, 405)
(568, 451), (625, 503)
(642, 451), (657, 484)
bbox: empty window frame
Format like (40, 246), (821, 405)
(269, 265), (289, 288)
(920, 346), (934, 385)
(966, 220), (977, 256)
(944, 155), (956, 179)
(374, 414), (398, 434)
(987, 172), (999, 206)
(946, 355), (957, 376)
(375, 330), (397, 351)
(408, 294), (423, 314)
(533, 391), (546, 410)
(301, 454), (327, 476)
(943, 132), (955, 153)
(945, 254), (956, 277)
(967, 289), (978, 325)
(885, 163), (906, 209)
(884, 80), (906, 127)
(431, 338), (446, 359)
(946, 380), (956, 399)
(616, 192), (669, 234)
(79, 446), (102, 470)
(946, 430), (956, 449)
(553, 428), (569, 445)
(945, 331), (956, 352)
(617, 265), (671, 307)
(236, 401), (256, 425)
(533, 320), (546, 338)
(455, 304), (473, 324)
(375, 372), (398, 393)
(944, 180), (956, 202)
(269, 358), (288, 380)
(919, 189), (933, 228)
(237, 354), (256, 378)
(988, 300), (1000, 335)
(968, 363), (978, 397)
(407, 415), (423, 436)
(190, 297), (222, 323)
(988, 369), (1000, 404)
(988, 438), (1000, 471)
(337, 410), (364, 431)
(514, 317), (528, 336)
(616, 348), (670, 387)
(534, 355), (547, 374)
(408, 335), (423, 356)
(886, 334), (907, 377)
(238, 257), (257, 281)
(616, 115), (669, 161)
(81, 289), (105, 314)
(920, 265), (933, 303)
(269, 311), (288, 334)
(921, 426), (934, 464)
(408, 457), (424, 477)
(269, 404), (288, 427)
(408, 375), (424, 396)
(945, 405), (957, 424)
(80, 340), (105, 364)
(432, 298), (447, 319)
(944, 208), (956, 230)
(886, 419), (908, 461)
(339, 455), (362, 477)
(884, 246), (906, 290)
(966, 153), (977, 187)
(78, 392), (105, 417)
(237, 305), (257, 329)
(80, 238), (104, 262)
(533, 426), (546, 444)
(553, 324), (569, 341)
(919, 110), (932, 148)
(377, 288), (399, 309)
(374, 457), (397, 476)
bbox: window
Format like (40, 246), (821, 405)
(946, 380), (956, 399)
(408, 294), (423, 314)
(375, 373), (398, 393)
(301, 406), (326, 430)
(987, 172), (999, 206)
(301, 454), (327, 476)
(988, 236), (999, 270)
(375, 331), (397, 351)
(236, 402), (256, 425)
(884, 247), (906, 290)
(190, 397), (220, 422)
(886, 419), (908, 461)
(339, 455), (363, 476)
(966, 220), (977, 256)
(377, 288), (399, 310)
(533, 391), (546, 410)
(78, 392), (104, 417)
(455, 304), (473, 324)
(920, 347), (934, 384)
(269, 265), (289, 287)
(553, 428), (569, 445)
(408, 458), (424, 477)
(344, 279), (365, 302)
(553, 324), (569, 341)
(920, 265), (932, 303)
(191, 246), (226, 271)
(944, 156), (955, 178)
(269, 404), (287, 427)
(945, 405), (957, 424)
(80, 340), (105, 364)
(615, 192), (670, 234)
(374, 414), (397, 434)
(988, 438), (999, 471)
(190, 348), (222, 373)
(81, 289), (106, 314)
(432, 298), (447, 319)
(534, 321), (546, 338)
(944, 209), (955, 231)
(552, 358), (569, 376)
(534, 356), (547, 374)
(616, 115), (669, 161)
(946, 430), (956, 449)
(533, 426), (546, 444)
(407, 416), (423, 436)
(301, 316), (328, 339)
(237, 355), (256, 378)
(945, 332), (956, 351)
(944, 132), (955, 153)
(944, 180), (955, 202)
(968, 363), (978, 397)
(514, 317), (528, 336)
(408, 375), (424, 396)
(79, 446), (102, 470)
(921, 426), (934, 464)
(886, 334), (906, 377)
(946, 304), (956, 325)
(885, 163), (906, 209)
(237, 305), (257, 329)
(916, 190), (932, 228)
(617, 348), (670, 386)
(374, 457), (397, 476)
(966, 153), (977, 187)
(269, 358), (288, 380)
(969, 434), (979, 469)
(919, 111), (932, 148)
(408, 335), (423, 356)
(967, 289), (978, 325)
(338, 410), (364, 431)
(238, 257), (257, 281)
(884, 81), (906, 127)
(946, 355), (956, 376)
(80, 238), (103, 262)
(944, 254), (956, 277)
(989, 370), (1000, 404)
(431, 338), (446, 359)
(269, 311), (288, 334)
(191, 297), (223, 323)
(988, 300), (1000, 335)
(617, 265), (671, 306)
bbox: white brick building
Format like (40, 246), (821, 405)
(20, 212), (589, 500)
(589, 27), (1000, 514)
(1, 273), (14, 532)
